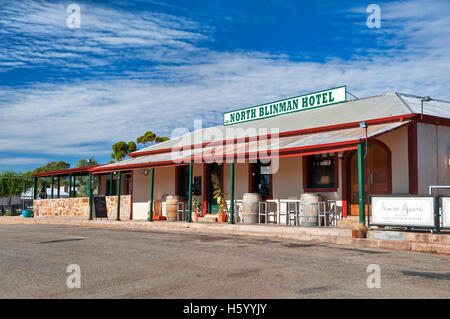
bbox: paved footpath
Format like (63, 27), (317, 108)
(0, 224), (448, 298)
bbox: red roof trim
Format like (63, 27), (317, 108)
(92, 161), (178, 174)
(129, 114), (417, 158)
(33, 165), (100, 177)
(418, 114), (450, 127)
(92, 141), (360, 173)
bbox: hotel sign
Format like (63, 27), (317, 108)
(370, 196), (435, 228)
(223, 86), (346, 126)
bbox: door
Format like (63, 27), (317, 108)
(350, 143), (390, 216)
(208, 163), (222, 214)
(250, 160), (272, 199)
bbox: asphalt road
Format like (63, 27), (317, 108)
(0, 224), (448, 298)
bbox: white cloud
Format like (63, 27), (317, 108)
(0, 157), (47, 165)
(349, 0), (450, 56)
(0, 0), (449, 163)
(0, 0), (208, 69)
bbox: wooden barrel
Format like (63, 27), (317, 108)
(299, 193), (323, 227)
(241, 193), (262, 224)
(166, 195), (184, 221)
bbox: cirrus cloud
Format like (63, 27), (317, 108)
(0, 0), (449, 170)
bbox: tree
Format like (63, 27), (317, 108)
(76, 158), (99, 196)
(111, 141), (137, 162)
(76, 157), (98, 168)
(154, 136), (169, 144)
(136, 131), (156, 145)
(110, 132), (168, 162)
(136, 131), (169, 147)
(0, 171), (32, 215)
(24, 161), (71, 189)
(128, 141), (137, 153)
(30, 161), (70, 174)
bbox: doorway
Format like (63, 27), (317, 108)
(349, 141), (391, 216)
(250, 160), (273, 199)
(208, 163), (222, 214)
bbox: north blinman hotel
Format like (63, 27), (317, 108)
(32, 86), (450, 229)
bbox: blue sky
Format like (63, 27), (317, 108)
(0, 0), (449, 172)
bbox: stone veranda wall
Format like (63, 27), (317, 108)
(34, 197), (89, 217)
(105, 195), (131, 220)
(33, 195), (131, 220)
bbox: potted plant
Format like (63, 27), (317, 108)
(211, 173), (228, 222)
(352, 223), (368, 238)
(217, 196), (228, 222)
(191, 195), (202, 222)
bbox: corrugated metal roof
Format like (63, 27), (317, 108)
(131, 92), (416, 155)
(94, 121), (409, 171)
(131, 92), (450, 156)
(33, 165), (100, 177)
(396, 93), (450, 119)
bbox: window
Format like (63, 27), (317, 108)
(106, 179), (117, 196)
(177, 166), (190, 198)
(250, 160), (272, 199)
(193, 176), (202, 196)
(303, 153), (338, 192)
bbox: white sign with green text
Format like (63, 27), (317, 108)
(223, 86), (346, 126)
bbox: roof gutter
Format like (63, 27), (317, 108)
(92, 140), (360, 173)
(128, 114), (416, 158)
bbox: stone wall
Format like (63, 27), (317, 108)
(33, 195), (131, 220)
(34, 197), (89, 217)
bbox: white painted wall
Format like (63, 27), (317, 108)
(132, 169), (150, 220)
(219, 126), (411, 206)
(127, 123), (447, 217)
(221, 156), (342, 201)
(132, 166), (176, 220)
(417, 123), (450, 195)
(223, 162), (249, 199)
(97, 173), (129, 195)
(272, 156), (302, 199)
(377, 125), (409, 194)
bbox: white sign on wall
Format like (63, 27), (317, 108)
(371, 196), (435, 227)
(442, 197), (450, 228)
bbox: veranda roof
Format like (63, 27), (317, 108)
(92, 121), (409, 173)
(33, 165), (100, 178)
(129, 92), (450, 157)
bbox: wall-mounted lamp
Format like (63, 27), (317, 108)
(421, 96), (432, 120)
(144, 169), (148, 176)
(359, 121), (367, 129)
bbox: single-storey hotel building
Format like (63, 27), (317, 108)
(32, 88), (450, 226)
